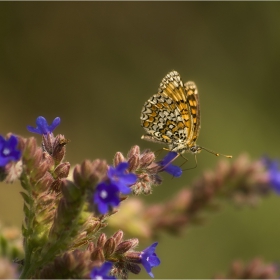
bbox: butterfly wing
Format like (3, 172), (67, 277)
(185, 81), (201, 144)
(141, 93), (182, 146)
(158, 71), (196, 146)
(141, 71), (192, 150)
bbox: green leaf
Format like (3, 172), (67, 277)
(23, 203), (31, 218)
(20, 191), (31, 205)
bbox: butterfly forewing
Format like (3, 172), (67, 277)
(141, 70), (200, 153)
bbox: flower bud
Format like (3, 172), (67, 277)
(89, 159), (108, 182)
(96, 233), (107, 248)
(115, 238), (139, 254)
(91, 248), (105, 262)
(124, 251), (141, 263)
(42, 133), (54, 155)
(15, 134), (26, 152)
(128, 154), (140, 172)
(32, 160), (50, 181)
(23, 137), (37, 161)
(103, 237), (116, 257)
(87, 242), (95, 252)
(32, 148), (44, 167)
(139, 150), (155, 168)
(127, 263), (141, 274)
(127, 145), (140, 160)
(114, 152), (126, 167)
(53, 162), (70, 179)
(112, 230), (123, 246)
(35, 172), (54, 192)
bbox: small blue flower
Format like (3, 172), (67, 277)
(93, 182), (120, 214)
(140, 242), (160, 278)
(158, 152), (182, 177)
(93, 162), (137, 214)
(0, 135), (21, 167)
(263, 157), (280, 193)
(27, 116), (61, 135)
(107, 162), (137, 194)
(90, 262), (116, 279)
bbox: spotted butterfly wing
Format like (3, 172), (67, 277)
(140, 70), (200, 153)
(184, 81), (201, 145)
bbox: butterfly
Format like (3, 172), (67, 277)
(140, 70), (231, 158)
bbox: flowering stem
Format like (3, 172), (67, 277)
(19, 173), (35, 279)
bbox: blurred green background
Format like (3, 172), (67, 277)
(1, 2), (280, 278)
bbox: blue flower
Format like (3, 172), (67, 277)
(140, 242), (160, 278)
(93, 182), (120, 214)
(0, 135), (21, 167)
(27, 116), (61, 135)
(263, 157), (280, 193)
(90, 262), (116, 279)
(93, 162), (137, 214)
(158, 152), (182, 177)
(107, 162), (137, 194)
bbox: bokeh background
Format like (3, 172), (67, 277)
(1, 2), (280, 278)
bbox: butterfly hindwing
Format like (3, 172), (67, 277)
(185, 81), (201, 144)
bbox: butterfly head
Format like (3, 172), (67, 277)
(189, 145), (202, 154)
(171, 143), (202, 154)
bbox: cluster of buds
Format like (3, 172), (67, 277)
(114, 146), (161, 195)
(215, 258), (278, 279)
(36, 230), (159, 279)
(114, 146), (181, 195)
(88, 231), (141, 279)
(109, 154), (274, 238)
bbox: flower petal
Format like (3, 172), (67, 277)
(161, 151), (178, 165)
(140, 242), (160, 278)
(90, 262), (116, 279)
(163, 164), (182, 177)
(26, 125), (41, 134)
(27, 116), (60, 135)
(48, 117), (61, 132)
(158, 152), (182, 177)
(115, 162), (129, 174)
(148, 254), (161, 267)
(98, 262), (113, 274)
(36, 116), (49, 134)
(115, 183), (131, 195)
(141, 258), (154, 278)
(96, 200), (109, 215)
(120, 173), (137, 185)
(143, 242), (158, 255)
(263, 157), (280, 194)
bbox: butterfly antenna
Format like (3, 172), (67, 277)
(200, 146), (232, 158)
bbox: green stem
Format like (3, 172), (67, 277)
(19, 173), (35, 279)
